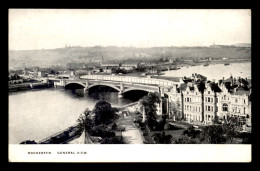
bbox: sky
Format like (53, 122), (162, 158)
(9, 9), (251, 50)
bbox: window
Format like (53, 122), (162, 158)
(222, 103), (228, 111)
(187, 98), (189, 102)
(211, 98), (213, 103)
(235, 98), (238, 103)
(199, 107), (200, 112)
(208, 106), (210, 111)
(244, 99), (246, 104)
(205, 105), (207, 111)
(208, 97), (210, 102)
(244, 107), (246, 114)
(224, 95), (226, 100)
(208, 91), (210, 94)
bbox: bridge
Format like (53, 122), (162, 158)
(54, 74), (182, 99)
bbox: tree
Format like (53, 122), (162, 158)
(222, 116), (240, 143)
(141, 92), (161, 130)
(169, 102), (180, 120)
(111, 122), (118, 130)
(92, 101), (117, 126)
(213, 116), (220, 124)
(76, 108), (92, 134)
(198, 125), (226, 144)
(153, 131), (172, 144)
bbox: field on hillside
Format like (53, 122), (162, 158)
(9, 46), (251, 69)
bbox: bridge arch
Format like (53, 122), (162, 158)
(65, 82), (86, 89)
(87, 83), (121, 92)
(123, 87), (156, 94)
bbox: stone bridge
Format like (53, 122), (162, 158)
(52, 74), (182, 116)
(57, 74), (182, 99)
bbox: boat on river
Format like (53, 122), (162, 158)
(203, 63), (209, 66)
(224, 63), (230, 66)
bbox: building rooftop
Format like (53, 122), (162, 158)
(209, 82), (222, 93)
(178, 83), (188, 91)
(233, 86), (251, 96)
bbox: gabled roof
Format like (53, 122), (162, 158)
(224, 77), (233, 83)
(209, 83), (222, 93)
(179, 83), (187, 91)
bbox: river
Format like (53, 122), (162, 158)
(163, 62), (251, 81)
(9, 88), (134, 144)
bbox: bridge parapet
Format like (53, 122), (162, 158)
(80, 75), (181, 87)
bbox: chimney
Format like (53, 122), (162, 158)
(223, 77), (225, 82)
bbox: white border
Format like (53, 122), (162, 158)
(9, 144), (251, 162)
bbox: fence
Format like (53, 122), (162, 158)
(80, 75), (180, 87)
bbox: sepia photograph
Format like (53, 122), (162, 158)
(8, 9), (251, 162)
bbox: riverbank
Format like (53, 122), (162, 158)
(19, 101), (142, 144)
(9, 82), (54, 92)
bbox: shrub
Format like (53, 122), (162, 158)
(111, 122), (118, 130)
(100, 136), (125, 144)
(90, 129), (115, 138)
(183, 126), (200, 138)
(154, 120), (165, 131)
(20, 140), (37, 144)
(172, 135), (199, 144)
(152, 131), (172, 144)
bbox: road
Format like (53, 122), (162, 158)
(118, 115), (144, 144)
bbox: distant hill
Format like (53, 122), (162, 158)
(233, 43), (251, 47)
(8, 46), (251, 69)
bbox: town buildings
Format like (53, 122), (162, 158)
(168, 74), (251, 127)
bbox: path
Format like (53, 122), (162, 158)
(119, 115), (144, 144)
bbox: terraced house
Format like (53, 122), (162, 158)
(169, 75), (251, 126)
